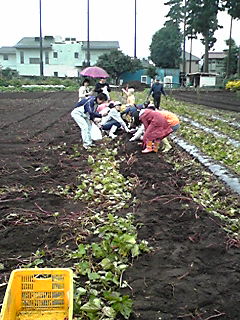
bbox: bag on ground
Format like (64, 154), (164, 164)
(91, 123), (102, 140)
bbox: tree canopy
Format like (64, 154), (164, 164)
(185, 0), (221, 72)
(149, 21), (182, 68)
(223, 39), (239, 76)
(96, 50), (142, 83)
(221, 0), (240, 19)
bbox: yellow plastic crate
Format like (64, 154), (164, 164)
(0, 268), (73, 320)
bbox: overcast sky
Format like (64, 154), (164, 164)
(0, 0), (239, 59)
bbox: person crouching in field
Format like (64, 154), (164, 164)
(139, 108), (173, 153)
(101, 101), (130, 139)
(71, 93), (108, 149)
(158, 109), (180, 152)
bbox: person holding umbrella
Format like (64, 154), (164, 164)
(71, 93), (108, 149)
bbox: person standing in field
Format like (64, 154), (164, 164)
(148, 77), (166, 109)
(71, 93), (107, 149)
(122, 87), (135, 105)
(78, 79), (92, 101)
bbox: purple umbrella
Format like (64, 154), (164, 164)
(80, 66), (109, 78)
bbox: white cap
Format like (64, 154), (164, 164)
(114, 101), (122, 106)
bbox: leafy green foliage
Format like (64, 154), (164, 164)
(96, 49), (142, 84)
(149, 21), (182, 68)
(72, 212), (150, 319)
(146, 65), (158, 80)
(186, 0), (220, 71)
(223, 39), (239, 76)
(59, 148), (135, 212)
(221, 0), (240, 19)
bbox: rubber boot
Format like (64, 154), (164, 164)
(109, 125), (117, 139)
(153, 141), (160, 153)
(162, 137), (172, 153)
(142, 141), (153, 153)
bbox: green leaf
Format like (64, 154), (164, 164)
(88, 272), (101, 281)
(80, 298), (102, 312)
(76, 287), (87, 296)
(102, 306), (117, 318)
(100, 258), (112, 270)
(131, 244), (140, 257)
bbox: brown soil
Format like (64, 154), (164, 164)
(169, 90), (240, 112)
(0, 92), (239, 320)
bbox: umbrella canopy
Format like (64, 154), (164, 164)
(80, 66), (109, 78)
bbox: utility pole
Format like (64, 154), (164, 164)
(39, 0), (44, 76)
(226, 16), (233, 78)
(182, 0), (187, 76)
(86, 0), (90, 66)
(134, 0), (137, 58)
(238, 46), (240, 76)
(188, 31), (197, 73)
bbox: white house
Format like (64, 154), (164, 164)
(0, 36), (119, 77)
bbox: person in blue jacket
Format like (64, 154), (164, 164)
(71, 93), (107, 149)
(148, 77), (166, 109)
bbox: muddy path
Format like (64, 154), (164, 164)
(0, 92), (239, 320)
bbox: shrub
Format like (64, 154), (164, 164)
(0, 77), (9, 87)
(225, 80), (240, 91)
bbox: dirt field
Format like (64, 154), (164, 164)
(0, 92), (240, 320)
(169, 90), (240, 112)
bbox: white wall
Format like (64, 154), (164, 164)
(0, 53), (16, 69)
(200, 76), (216, 87)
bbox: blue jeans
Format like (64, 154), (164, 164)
(102, 120), (121, 130)
(172, 123), (180, 132)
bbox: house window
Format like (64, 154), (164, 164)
(29, 58), (40, 64)
(53, 52), (58, 58)
(141, 76), (148, 84)
(3, 54), (8, 60)
(74, 52), (79, 59)
(45, 52), (49, 64)
(20, 51), (24, 64)
(54, 72), (58, 77)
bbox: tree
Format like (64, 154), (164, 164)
(223, 39), (238, 76)
(96, 49), (142, 84)
(186, 0), (221, 72)
(221, 0), (240, 19)
(149, 21), (182, 68)
(146, 65), (158, 80)
(165, 0), (191, 74)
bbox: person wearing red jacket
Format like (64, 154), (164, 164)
(139, 109), (173, 153)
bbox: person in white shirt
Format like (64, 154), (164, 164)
(78, 79), (92, 101)
(101, 101), (129, 139)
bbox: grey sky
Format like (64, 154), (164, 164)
(0, 0), (239, 59)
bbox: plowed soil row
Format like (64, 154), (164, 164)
(169, 90), (240, 112)
(0, 92), (239, 320)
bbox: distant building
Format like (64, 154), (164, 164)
(207, 52), (227, 76)
(180, 52), (200, 74)
(0, 36), (119, 77)
(0, 47), (16, 70)
(186, 72), (218, 88)
(120, 68), (180, 88)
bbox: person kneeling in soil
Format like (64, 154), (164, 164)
(71, 93), (108, 149)
(158, 109), (180, 152)
(101, 101), (130, 139)
(139, 108), (173, 153)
